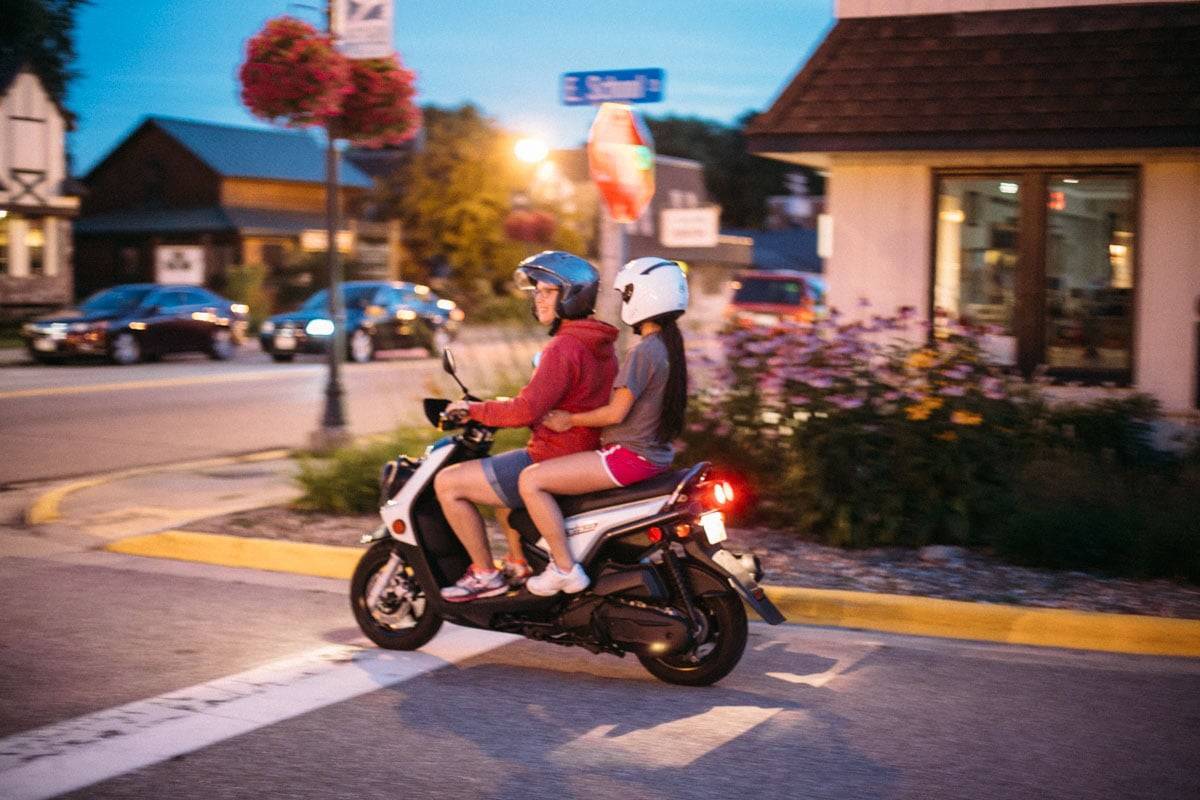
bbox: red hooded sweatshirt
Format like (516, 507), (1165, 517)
(468, 318), (619, 462)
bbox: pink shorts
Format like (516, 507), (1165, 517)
(598, 445), (667, 487)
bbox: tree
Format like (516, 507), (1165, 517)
(384, 104), (583, 297)
(644, 111), (825, 229)
(0, 0), (89, 123)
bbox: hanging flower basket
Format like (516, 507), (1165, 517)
(504, 209), (557, 243)
(239, 16), (351, 127)
(330, 55), (422, 147)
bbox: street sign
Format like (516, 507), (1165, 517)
(561, 68), (665, 106)
(335, 0), (394, 59)
(587, 103), (656, 224)
(660, 207), (720, 248)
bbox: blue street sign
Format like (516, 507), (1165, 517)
(561, 68), (665, 106)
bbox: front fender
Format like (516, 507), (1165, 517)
(683, 539), (786, 625)
(360, 524), (388, 545)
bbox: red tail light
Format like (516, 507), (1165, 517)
(713, 481), (734, 506)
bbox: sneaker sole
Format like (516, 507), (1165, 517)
(442, 585), (509, 603)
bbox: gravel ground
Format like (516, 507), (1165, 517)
(185, 505), (1200, 620)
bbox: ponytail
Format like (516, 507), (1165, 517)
(652, 312), (688, 443)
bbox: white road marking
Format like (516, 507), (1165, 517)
(551, 705), (783, 768)
(0, 627), (514, 800)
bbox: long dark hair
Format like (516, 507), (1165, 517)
(640, 311), (687, 443)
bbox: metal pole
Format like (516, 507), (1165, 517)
(595, 206), (626, 328)
(311, 0), (350, 450)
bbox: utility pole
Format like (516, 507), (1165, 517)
(310, 0), (351, 451)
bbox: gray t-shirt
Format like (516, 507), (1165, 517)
(600, 333), (674, 467)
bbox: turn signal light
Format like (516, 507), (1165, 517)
(390, 520), (407, 535)
(674, 523), (692, 539)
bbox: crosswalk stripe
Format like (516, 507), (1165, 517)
(0, 627), (514, 800)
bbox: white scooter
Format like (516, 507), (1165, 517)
(350, 350), (784, 686)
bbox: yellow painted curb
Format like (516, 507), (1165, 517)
(24, 449), (292, 526)
(105, 530), (362, 581)
(764, 586), (1200, 658)
(101, 529), (1200, 658)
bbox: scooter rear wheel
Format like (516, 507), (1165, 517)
(637, 588), (748, 686)
(351, 541), (443, 650)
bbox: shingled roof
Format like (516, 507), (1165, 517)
(747, 2), (1200, 154)
(86, 116), (374, 188)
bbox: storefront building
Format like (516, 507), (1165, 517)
(0, 62), (79, 318)
(748, 0), (1200, 413)
(74, 116), (398, 304)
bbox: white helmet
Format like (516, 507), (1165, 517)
(613, 257), (688, 327)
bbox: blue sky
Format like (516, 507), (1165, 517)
(68, 0), (833, 175)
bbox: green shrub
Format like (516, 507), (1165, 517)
(685, 310), (1033, 548)
(294, 426), (530, 514)
(997, 456), (1200, 583)
(682, 309), (1197, 583)
(223, 263), (272, 331)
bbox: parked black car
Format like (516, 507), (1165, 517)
(21, 284), (248, 365)
(259, 281), (463, 363)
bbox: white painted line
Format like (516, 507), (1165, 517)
(551, 705), (783, 769)
(0, 626), (514, 800)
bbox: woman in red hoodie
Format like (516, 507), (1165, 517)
(435, 251), (619, 602)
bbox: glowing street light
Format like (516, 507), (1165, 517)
(514, 136), (549, 164)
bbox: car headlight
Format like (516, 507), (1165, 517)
(395, 308), (417, 321)
(305, 318), (335, 336)
(21, 323), (39, 335)
(260, 321), (275, 334)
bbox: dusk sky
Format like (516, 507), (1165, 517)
(68, 0), (834, 175)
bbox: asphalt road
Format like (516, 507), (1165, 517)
(0, 332), (541, 485)
(1, 545), (1198, 800)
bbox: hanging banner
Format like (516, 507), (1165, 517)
(335, 0), (394, 59)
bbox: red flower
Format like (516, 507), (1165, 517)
(330, 55), (422, 147)
(238, 17), (351, 128)
(504, 209), (556, 243)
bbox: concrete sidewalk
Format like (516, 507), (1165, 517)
(13, 451), (1200, 658)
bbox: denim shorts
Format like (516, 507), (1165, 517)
(481, 448), (533, 508)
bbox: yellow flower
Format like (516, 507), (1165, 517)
(905, 404), (931, 421)
(936, 431), (958, 442)
(926, 397), (945, 411)
(906, 349), (937, 370)
(951, 410), (983, 426)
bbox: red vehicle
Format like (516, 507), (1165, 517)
(725, 270), (826, 328)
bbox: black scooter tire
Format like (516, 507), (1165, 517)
(637, 589), (748, 687)
(351, 541), (443, 650)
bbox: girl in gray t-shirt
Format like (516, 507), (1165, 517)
(517, 257), (690, 597)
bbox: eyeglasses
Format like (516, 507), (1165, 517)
(533, 287), (560, 299)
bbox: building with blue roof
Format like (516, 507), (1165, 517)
(74, 116), (397, 301)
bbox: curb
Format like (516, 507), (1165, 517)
(104, 530), (1200, 658)
(24, 450), (293, 526)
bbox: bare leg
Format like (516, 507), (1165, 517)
(518, 451), (617, 572)
(495, 508), (524, 563)
(434, 460), (507, 572)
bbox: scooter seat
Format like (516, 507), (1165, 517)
(515, 468), (688, 525)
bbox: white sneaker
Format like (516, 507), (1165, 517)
(526, 561), (590, 596)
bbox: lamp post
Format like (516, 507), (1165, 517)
(311, 0), (351, 452)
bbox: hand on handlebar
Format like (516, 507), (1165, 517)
(441, 400), (471, 425)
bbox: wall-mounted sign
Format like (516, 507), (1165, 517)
(154, 245), (205, 285)
(659, 207), (720, 248)
(300, 229), (355, 253)
(562, 68), (665, 106)
(335, 0), (394, 59)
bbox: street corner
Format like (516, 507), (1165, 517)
(104, 530), (362, 580)
(23, 451), (298, 538)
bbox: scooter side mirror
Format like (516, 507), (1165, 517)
(442, 348), (457, 376)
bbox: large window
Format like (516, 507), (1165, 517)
(933, 170), (1137, 384)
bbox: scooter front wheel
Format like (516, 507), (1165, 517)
(351, 541), (443, 650)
